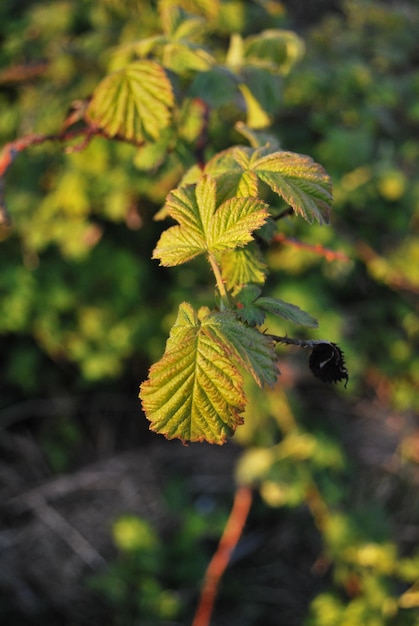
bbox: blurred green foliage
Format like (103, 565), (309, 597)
(89, 491), (228, 624)
(276, 0), (419, 412)
(1, 0), (419, 625)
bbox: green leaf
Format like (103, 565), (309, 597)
(206, 311), (279, 387)
(235, 285), (266, 326)
(221, 244), (268, 293)
(153, 175), (269, 266)
(188, 66), (238, 107)
(161, 6), (206, 40)
(257, 297), (318, 328)
(244, 29), (305, 76)
(178, 98), (208, 143)
(205, 148), (259, 204)
(234, 286), (318, 328)
(86, 61), (174, 142)
(160, 0), (219, 20)
(204, 146), (333, 224)
(239, 83), (271, 129)
(241, 67), (282, 116)
(139, 303), (279, 443)
(133, 130), (173, 171)
(135, 39), (214, 73)
(167, 43), (214, 73)
(139, 303), (246, 444)
(252, 150), (332, 224)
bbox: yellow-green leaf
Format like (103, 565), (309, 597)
(153, 175), (269, 266)
(86, 61), (174, 142)
(221, 245), (268, 294)
(140, 303), (279, 443)
(253, 150), (332, 224)
(239, 83), (271, 129)
(139, 303), (246, 444)
(205, 312), (279, 387)
(204, 146), (333, 224)
(244, 29), (305, 76)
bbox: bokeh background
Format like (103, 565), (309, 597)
(1, 1), (418, 624)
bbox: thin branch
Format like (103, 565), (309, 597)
(0, 115), (146, 224)
(0, 62), (49, 85)
(192, 486), (253, 626)
(273, 206), (294, 221)
(273, 232), (350, 263)
(0, 127), (94, 178)
(267, 335), (331, 349)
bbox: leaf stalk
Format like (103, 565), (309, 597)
(208, 252), (229, 309)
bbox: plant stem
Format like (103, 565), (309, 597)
(208, 252), (229, 308)
(268, 335), (329, 349)
(192, 486), (253, 626)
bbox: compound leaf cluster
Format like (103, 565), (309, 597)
(153, 175), (269, 266)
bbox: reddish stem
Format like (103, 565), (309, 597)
(273, 232), (350, 263)
(192, 486), (253, 626)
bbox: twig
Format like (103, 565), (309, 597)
(192, 486), (253, 626)
(0, 113), (146, 223)
(0, 62), (49, 85)
(268, 335), (331, 349)
(356, 241), (419, 294)
(273, 206), (294, 221)
(273, 232), (350, 263)
(0, 128), (93, 181)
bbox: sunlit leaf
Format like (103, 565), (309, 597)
(204, 146), (332, 224)
(160, 5), (206, 39)
(239, 83), (271, 129)
(175, 0), (220, 19)
(140, 303), (278, 443)
(244, 29), (305, 75)
(221, 245), (268, 293)
(178, 98), (208, 143)
(253, 150), (332, 224)
(206, 311), (279, 386)
(139, 303), (246, 444)
(86, 61), (174, 142)
(153, 175), (268, 266)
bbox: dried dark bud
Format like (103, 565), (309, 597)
(309, 342), (348, 387)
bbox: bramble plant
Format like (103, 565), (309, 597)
(0, 0), (348, 445)
(139, 148), (348, 443)
(3, 3), (419, 625)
